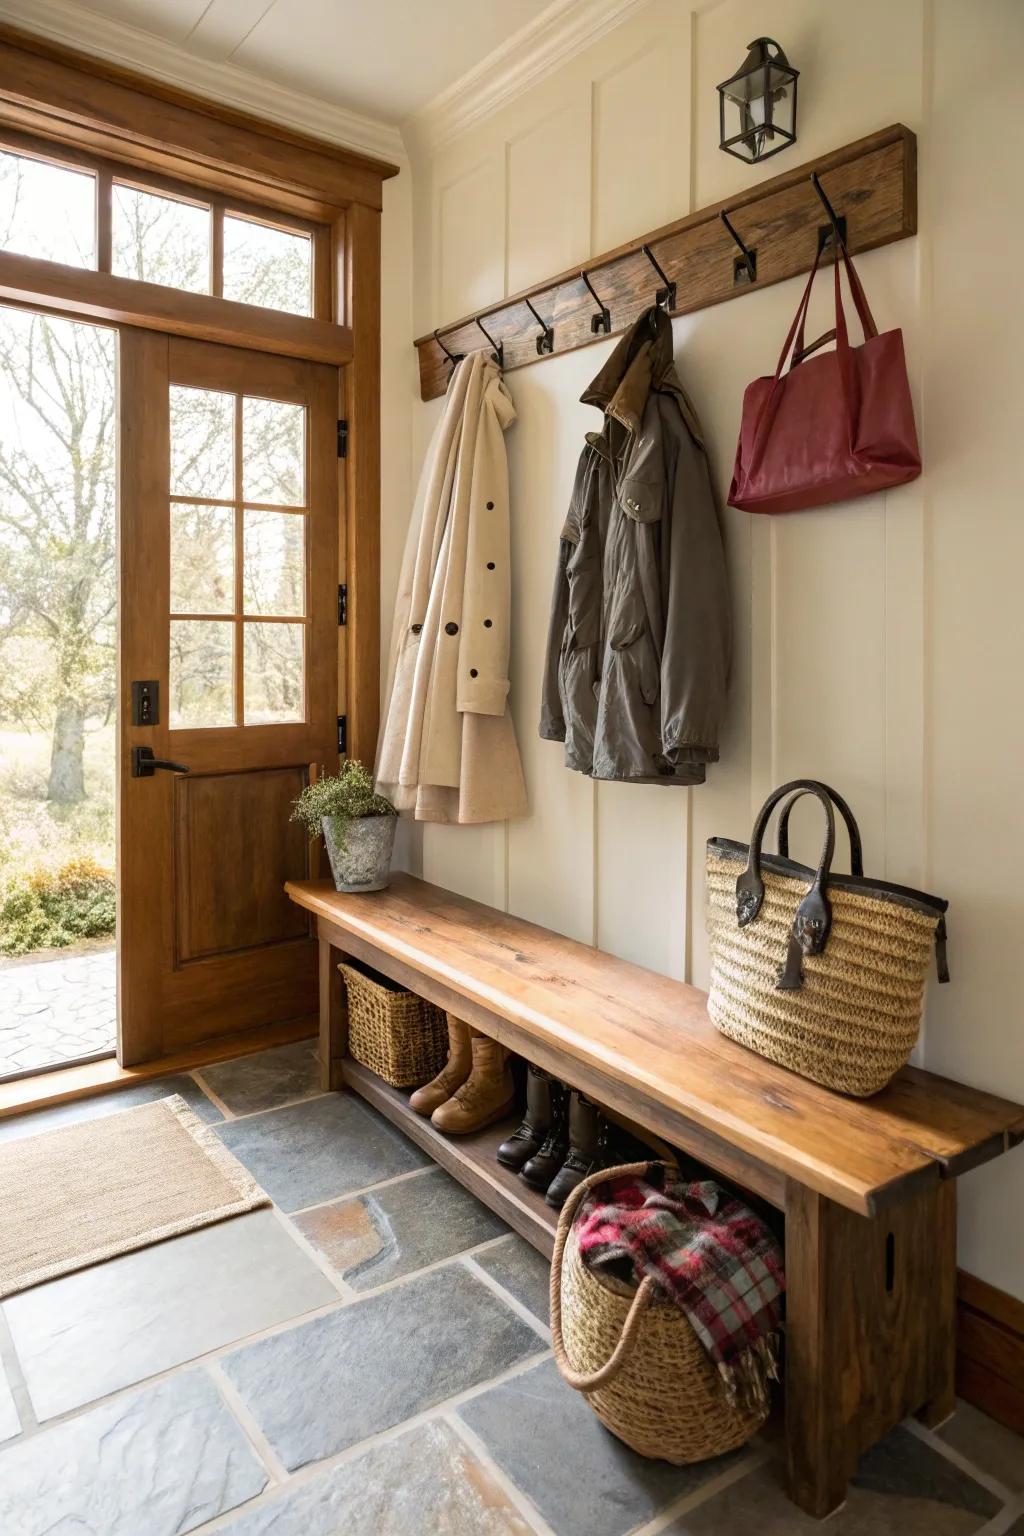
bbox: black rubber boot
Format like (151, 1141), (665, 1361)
(545, 1092), (607, 1209)
(497, 1065), (556, 1170)
(520, 1081), (569, 1192)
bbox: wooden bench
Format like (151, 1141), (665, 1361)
(286, 872), (1024, 1519)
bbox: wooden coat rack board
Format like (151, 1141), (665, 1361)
(414, 124), (916, 402)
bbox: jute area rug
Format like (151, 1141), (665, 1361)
(0, 1094), (269, 1298)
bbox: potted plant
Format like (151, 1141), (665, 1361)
(291, 762), (398, 893)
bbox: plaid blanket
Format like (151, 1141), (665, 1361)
(576, 1165), (784, 1412)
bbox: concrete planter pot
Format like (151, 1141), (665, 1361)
(321, 813), (396, 893)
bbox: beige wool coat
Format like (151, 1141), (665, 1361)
(376, 351), (528, 824)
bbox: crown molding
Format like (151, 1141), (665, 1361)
(406, 0), (652, 154)
(0, 0), (406, 166)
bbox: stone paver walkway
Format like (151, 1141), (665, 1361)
(0, 946), (115, 1079)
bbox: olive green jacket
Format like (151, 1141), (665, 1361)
(540, 308), (731, 785)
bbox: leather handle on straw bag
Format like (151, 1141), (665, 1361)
(550, 1160), (664, 1394)
(777, 782), (864, 875)
(736, 779), (838, 992)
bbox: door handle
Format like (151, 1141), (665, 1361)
(132, 746), (191, 778)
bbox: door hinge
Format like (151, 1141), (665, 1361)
(338, 583), (347, 626)
(337, 418), (349, 458)
(337, 714), (347, 754)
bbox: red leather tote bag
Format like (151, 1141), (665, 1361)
(728, 242), (921, 514)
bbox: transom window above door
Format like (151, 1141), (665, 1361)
(0, 141), (318, 317)
(169, 384), (308, 729)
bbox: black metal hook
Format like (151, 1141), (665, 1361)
(433, 328), (464, 374)
(475, 315), (504, 368)
(811, 171), (847, 256)
(720, 209), (757, 286)
(580, 268), (611, 334)
(524, 297), (554, 355)
(640, 244), (677, 312)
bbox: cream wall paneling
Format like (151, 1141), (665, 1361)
(398, 0), (1024, 1303)
(505, 92), (591, 295)
(506, 346), (597, 947)
(436, 157), (507, 326)
(589, 32), (691, 252)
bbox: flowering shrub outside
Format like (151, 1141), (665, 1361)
(0, 856), (115, 957)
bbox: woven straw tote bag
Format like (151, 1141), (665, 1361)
(706, 779), (949, 1097)
(550, 1161), (766, 1464)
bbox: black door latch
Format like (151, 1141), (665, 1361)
(131, 746), (190, 778)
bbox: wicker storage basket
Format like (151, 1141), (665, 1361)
(706, 779), (948, 1098)
(550, 1163), (765, 1464)
(338, 961), (448, 1089)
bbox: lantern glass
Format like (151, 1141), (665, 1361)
(718, 39), (798, 163)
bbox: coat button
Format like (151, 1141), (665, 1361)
(411, 623), (422, 634)
(487, 562), (495, 570)
(486, 501), (494, 510)
(445, 621), (459, 636)
(470, 668), (478, 678)
(483, 619), (492, 628)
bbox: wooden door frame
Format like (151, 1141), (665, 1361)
(0, 27), (390, 1098)
(0, 24), (391, 766)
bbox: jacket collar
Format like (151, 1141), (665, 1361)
(580, 304), (704, 447)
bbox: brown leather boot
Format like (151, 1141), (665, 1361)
(409, 1014), (473, 1116)
(431, 1032), (515, 1135)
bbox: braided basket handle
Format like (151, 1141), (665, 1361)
(549, 1160), (665, 1394)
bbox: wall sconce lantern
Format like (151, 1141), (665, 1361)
(718, 38), (798, 163)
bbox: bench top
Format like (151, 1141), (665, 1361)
(287, 874), (1024, 1218)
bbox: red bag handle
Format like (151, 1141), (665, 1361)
(747, 242), (878, 475)
(793, 241), (878, 365)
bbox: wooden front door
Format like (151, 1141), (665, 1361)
(119, 331), (339, 1064)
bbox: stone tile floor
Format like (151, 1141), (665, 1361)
(0, 944), (116, 1080)
(0, 1035), (1021, 1535)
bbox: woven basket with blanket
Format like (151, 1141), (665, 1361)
(550, 1160), (783, 1464)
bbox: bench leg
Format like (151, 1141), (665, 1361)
(318, 929), (347, 1091)
(784, 1178), (957, 1518)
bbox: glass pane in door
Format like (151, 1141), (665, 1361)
(170, 386), (235, 499)
(243, 509), (304, 616)
(242, 396), (305, 504)
(243, 622), (304, 724)
(169, 620), (235, 728)
(167, 384), (308, 731)
(171, 503), (235, 614)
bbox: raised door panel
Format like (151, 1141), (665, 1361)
(174, 766), (311, 962)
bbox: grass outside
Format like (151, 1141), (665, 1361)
(0, 722), (116, 959)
